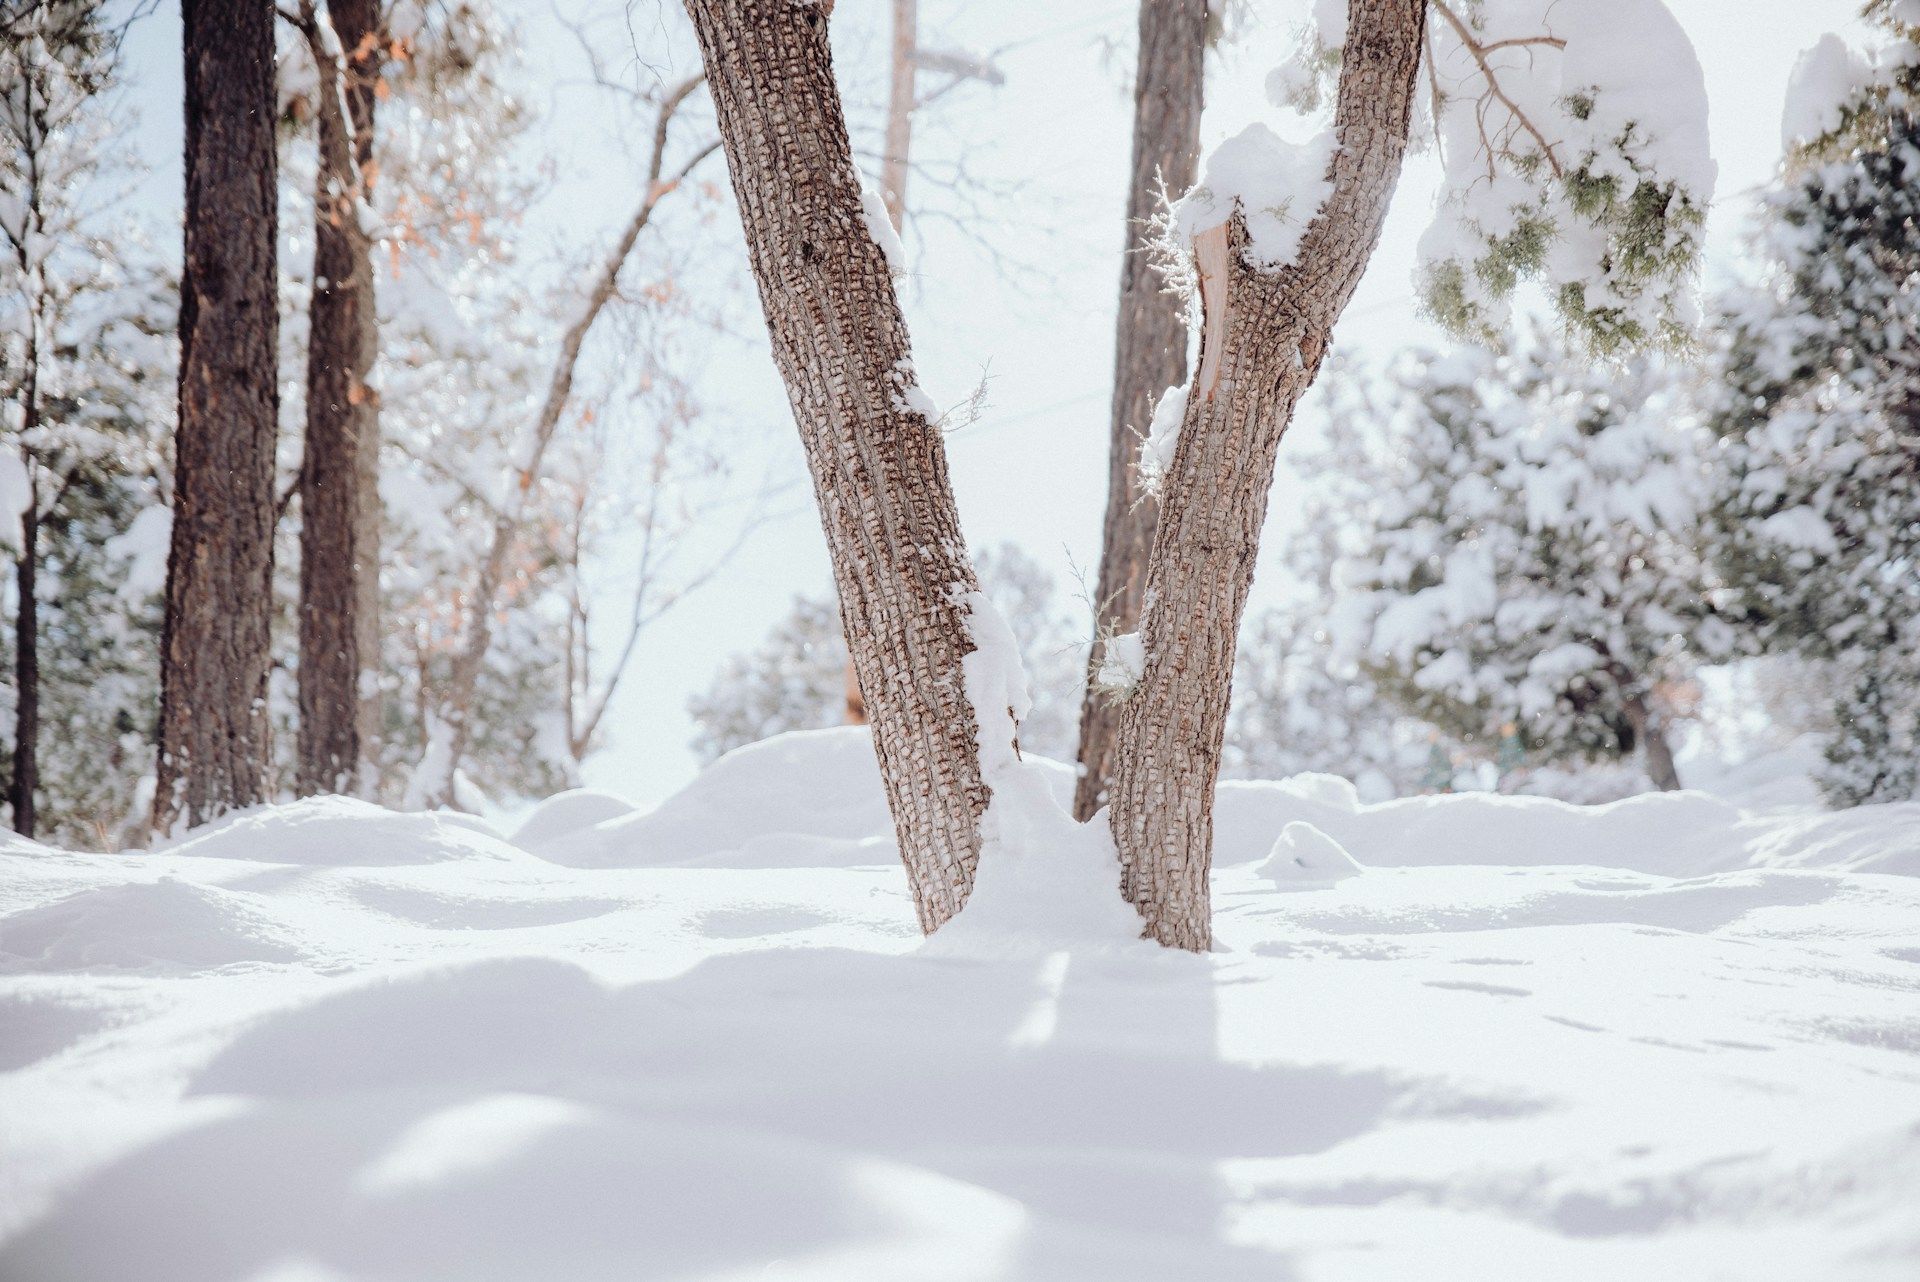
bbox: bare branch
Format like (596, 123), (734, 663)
(1432, 0), (1564, 180)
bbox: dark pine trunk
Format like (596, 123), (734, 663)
(1073, 0), (1208, 822)
(297, 0), (384, 798)
(154, 0), (280, 834)
(11, 497), (37, 838)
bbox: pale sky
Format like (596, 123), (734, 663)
(113, 0), (1863, 809)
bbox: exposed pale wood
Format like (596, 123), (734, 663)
(1192, 222), (1229, 401)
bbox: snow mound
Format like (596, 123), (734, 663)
(0, 878), (308, 971)
(3, 728), (1919, 1277)
(1259, 821), (1364, 887)
(1214, 781), (1749, 874)
(158, 796), (524, 867)
(534, 728), (895, 869)
(507, 789), (639, 853)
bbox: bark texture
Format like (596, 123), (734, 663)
(1108, 0), (1428, 950)
(297, 0), (384, 796)
(685, 0), (990, 932)
(1072, 0), (1208, 823)
(154, 0), (280, 834)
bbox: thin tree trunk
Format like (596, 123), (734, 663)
(153, 0), (280, 835)
(1073, 0), (1207, 822)
(1108, 0), (1427, 950)
(1621, 685), (1682, 792)
(11, 487), (37, 839)
(685, 0), (990, 932)
(297, 0), (384, 797)
(881, 0), (916, 229)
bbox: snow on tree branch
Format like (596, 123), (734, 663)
(1272, 0), (1716, 351)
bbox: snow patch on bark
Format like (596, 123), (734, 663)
(937, 591), (1138, 953)
(1173, 126), (1336, 272)
(888, 358), (942, 426)
(858, 177), (907, 277)
(1094, 631), (1145, 695)
(1137, 382), (1188, 496)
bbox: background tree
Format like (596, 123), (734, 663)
(1323, 340), (1720, 792)
(153, 0), (280, 834)
(1706, 5), (1920, 804)
(409, 68), (720, 808)
(0, 0), (146, 838)
(1073, 0), (1207, 822)
(283, 0), (386, 797)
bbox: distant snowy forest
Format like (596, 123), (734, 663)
(0, 0), (1915, 870)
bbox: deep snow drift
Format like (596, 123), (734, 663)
(2, 726), (1918, 1280)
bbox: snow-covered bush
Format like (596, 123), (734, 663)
(1705, 20), (1920, 805)
(1323, 339), (1724, 789)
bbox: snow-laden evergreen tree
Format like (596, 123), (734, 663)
(1324, 339), (1722, 791)
(1706, 5), (1920, 805)
(690, 544), (1085, 764)
(0, 3), (175, 843)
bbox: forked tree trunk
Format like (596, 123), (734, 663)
(297, 0), (384, 797)
(1108, 0), (1427, 950)
(685, 0), (990, 932)
(154, 0), (280, 834)
(1073, 0), (1207, 822)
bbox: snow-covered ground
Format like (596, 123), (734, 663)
(2, 727), (1918, 1280)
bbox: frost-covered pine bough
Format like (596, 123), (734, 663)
(1706, 0), (1920, 805)
(685, 0), (1711, 948)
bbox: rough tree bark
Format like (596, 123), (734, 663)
(1107, 0), (1428, 950)
(1072, 0), (1208, 823)
(153, 0), (280, 834)
(296, 0), (385, 797)
(685, 0), (991, 932)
